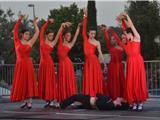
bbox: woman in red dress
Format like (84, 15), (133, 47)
(82, 8), (106, 97)
(109, 13), (148, 111)
(38, 18), (64, 108)
(11, 15), (39, 109)
(57, 22), (81, 102)
(100, 25), (125, 100)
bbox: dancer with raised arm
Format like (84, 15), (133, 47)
(57, 22), (81, 102)
(38, 18), (65, 108)
(82, 8), (106, 97)
(11, 15), (39, 109)
(109, 13), (148, 111)
(100, 25), (125, 100)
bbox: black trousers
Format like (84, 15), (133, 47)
(60, 94), (92, 109)
(96, 93), (115, 110)
(60, 93), (128, 110)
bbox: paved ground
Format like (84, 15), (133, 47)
(0, 97), (160, 120)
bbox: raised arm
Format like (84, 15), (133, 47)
(82, 8), (88, 41)
(100, 25), (112, 50)
(104, 28), (112, 50)
(116, 14), (129, 32)
(109, 28), (126, 49)
(58, 22), (72, 44)
(13, 15), (24, 45)
(82, 16), (88, 41)
(52, 24), (63, 46)
(123, 13), (140, 40)
(28, 17), (40, 47)
(40, 20), (50, 45)
(69, 23), (81, 48)
(121, 19), (127, 32)
(52, 22), (69, 46)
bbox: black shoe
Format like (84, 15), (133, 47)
(44, 102), (50, 108)
(128, 105), (133, 110)
(27, 103), (32, 109)
(20, 102), (27, 109)
(60, 103), (65, 109)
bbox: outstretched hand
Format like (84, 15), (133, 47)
(33, 17), (38, 23)
(48, 18), (54, 23)
(120, 12), (128, 17)
(83, 7), (88, 17)
(65, 22), (72, 27)
(19, 14), (25, 19)
(62, 22), (72, 28)
(78, 23), (82, 27)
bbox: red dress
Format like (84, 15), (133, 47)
(38, 21), (57, 101)
(110, 29), (148, 104)
(82, 17), (104, 97)
(104, 29), (125, 100)
(11, 18), (38, 102)
(57, 30), (77, 102)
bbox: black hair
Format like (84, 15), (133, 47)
(121, 102), (129, 110)
(126, 28), (134, 36)
(63, 28), (72, 36)
(20, 28), (30, 34)
(89, 26), (96, 32)
(46, 29), (54, 35)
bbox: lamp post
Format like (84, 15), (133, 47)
(28, 4), (35, 18)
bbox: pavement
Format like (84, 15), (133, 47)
(0, 96), (160, 120)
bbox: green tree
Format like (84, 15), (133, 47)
(0, 8), (15, 63)
(125, 1), (160, 60)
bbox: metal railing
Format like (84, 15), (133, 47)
(0, 61), (160, 97)
(145, 61), (160, 97)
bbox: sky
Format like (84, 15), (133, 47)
(0, 0), (127, 26)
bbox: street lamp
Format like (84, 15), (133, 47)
(28, 4), (35, 18)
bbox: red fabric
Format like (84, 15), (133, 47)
(57, 29), (77, 102)
(122, 19), (127, 31)
(110, 29), (148, 104)
(11, 18), (38, 102)
(104, 29), (125, 100)
(82, 17), (104, 97)
(38, 21), (57, 101)
(103, 80), (109, 96)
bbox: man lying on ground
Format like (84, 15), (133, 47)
(59, 93), (129, 110)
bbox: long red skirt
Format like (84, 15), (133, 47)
(11, 59), (38, 102)
(82, 55), (104, 97)
(107, 62), (125, 100)
(38, 60), (57, 101)
(125, 55), (148, 104)
(57, 58), (77, 102)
